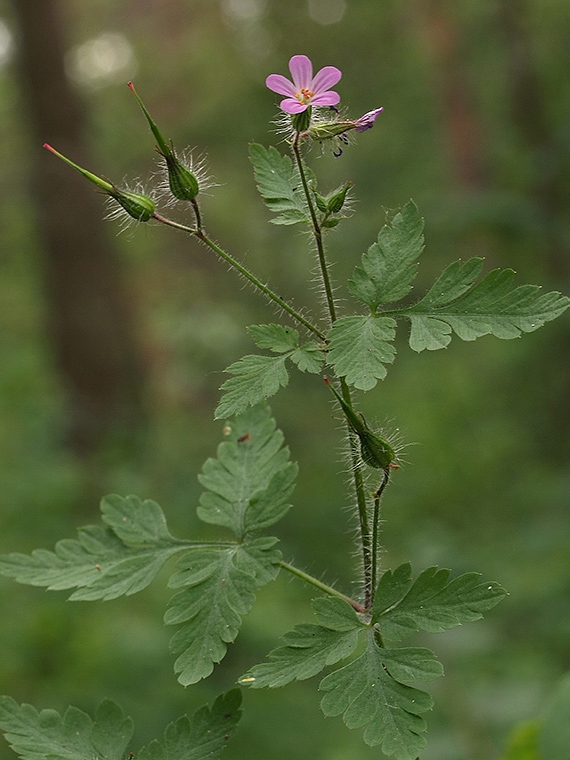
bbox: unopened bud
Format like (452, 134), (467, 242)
(43, 143), (155, 222)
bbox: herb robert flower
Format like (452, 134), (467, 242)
(266, 54), (341, 114)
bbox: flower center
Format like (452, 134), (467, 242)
(295, 87), (314, 104)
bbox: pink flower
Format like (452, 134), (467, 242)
(266, 55), (342, 114)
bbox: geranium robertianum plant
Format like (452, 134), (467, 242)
(1, 54), (568, 760)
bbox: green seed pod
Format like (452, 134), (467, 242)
(111, 189), (155, 222)
(166, 155), (200, 201)
(326, 181), (352, 214)
(324, 377), (396, 470)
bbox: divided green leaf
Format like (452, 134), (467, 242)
(165, 538), (281, 686)
(249, 143), (315, 225)
(0, 693), (241, 760)
(198, 404), (296, 537)
(216, 328), (324, 417)
(0, 495), (185, 601)
(215, 354), (289, 418)
(240, 598), (364, 689)
(319, 631), (435, 760)
(247, 323), (299, 352)
(327, 315), (396, 391)
(373, 563), (507, 641)
(0, 697), (133, 760)
(394, 258), (570, 352)
(138, 690), (242, 760)
(348, 200), (424, 311)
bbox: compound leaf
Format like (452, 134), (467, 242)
(319, 631), (433, 759)
(0, 697), (133, 760)
(249, 143), (314, 225)
(197, 405), (295, 537)
(0, 517), (184, 602)
(327, 315), (397, 390)
(215, 355), (289, 418)
(165, 538), (281, 686)
(397, 259), (569, 351)
(348, 201), (424, 310)
(0, 693), (240, 760)
(138, 690), (242, 760)
(373, 564), (507, 642)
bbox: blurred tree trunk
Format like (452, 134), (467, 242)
(10, 0), (146, 456)
(497, 0), (569, 282)
(419, 0), (488, 189)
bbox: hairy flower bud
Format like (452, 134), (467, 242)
(43, 144), (155, 222)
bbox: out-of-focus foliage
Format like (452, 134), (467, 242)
(0, 1), (568, 759)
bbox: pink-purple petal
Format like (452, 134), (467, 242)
(310, 66), (342, 95)
(265, 73), (297, 97)
(280, 98), (308, 114)
(310, 91), (341, 107)
(288, 55), (313, 90)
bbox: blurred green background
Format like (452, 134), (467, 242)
(0, 1), (569, 759)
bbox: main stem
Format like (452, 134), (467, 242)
(152, 212), (326, 341)
(292, 134), (338, 324)
(291, 134), (374, 609)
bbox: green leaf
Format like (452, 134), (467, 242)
(215, 354), (289, 418)
(312, 597), (366, 632)
(197, 405), (295, 537)
(239, 624), (360, 688)
(247, 323), (299, 352)
(290, 341), (325, 373)
(100, 493), (176, 546)
(0, 697), (133, 760)
(373, 564), (507, 642)
(243, 463), (298, 534)
(0, 694), (240, 760)
(0, 519), (184, 602)
(348, 201), (424, 311)
(327, 315), (397, 390)
(249, 143), (314, 225)
(138, 690), (242, 760)
(319, 631), (433, 759)
(396, 258), (570, 351)
(165, 538), (281, 685)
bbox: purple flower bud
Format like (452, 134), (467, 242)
(354, 108), (383, 132)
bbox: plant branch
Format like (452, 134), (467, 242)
(152, 213), (326, 341)
(278, 560), (367, 614)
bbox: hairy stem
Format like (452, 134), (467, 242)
(279, 560), (366, 614)
(290, 136), (374, 609)
(152, 213), (326, 341)
(371, 468), (390, 597)
(291, 134), (338, 324)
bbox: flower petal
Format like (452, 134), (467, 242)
(288, 55), (313, 90)
(265, 73), (297, 97)
(280, 98), (308, 114)
(310, 91), (341, 107)
(311, 66), (342, 96)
